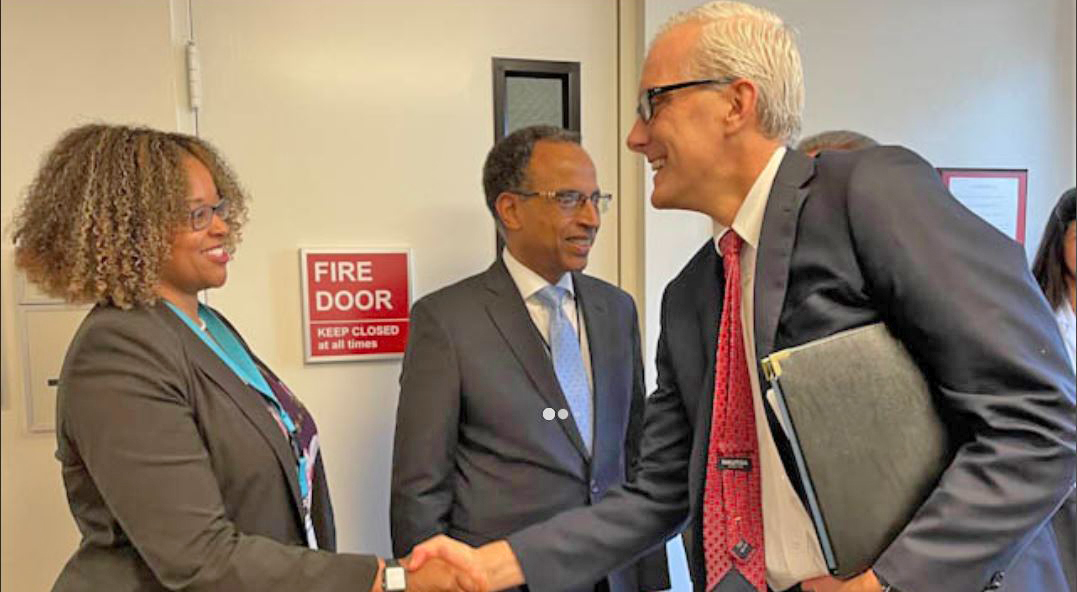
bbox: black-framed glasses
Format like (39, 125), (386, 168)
(188, 199), (230, 231)
(636, 77), (737, 122)
(511, 189), (612, 213)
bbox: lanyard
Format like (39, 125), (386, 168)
(164, 302), (311, 501)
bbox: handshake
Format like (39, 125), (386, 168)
(392, 535), (522, 592)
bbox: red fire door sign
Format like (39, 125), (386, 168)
(300, 248), (412, 362)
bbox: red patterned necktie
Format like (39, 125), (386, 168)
(702, 231), (765, 592)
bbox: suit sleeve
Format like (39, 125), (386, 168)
(507, 286), (691, 592)
(846, 148), (1077, 592)
(625, 299), (672, 591)
(624, 301), (647, 482)
(58, 313), (377, 591)
(390, 298), (461, 557)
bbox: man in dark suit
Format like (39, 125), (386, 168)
(409, 3), (1076, 592)
(391, 125), (669, 592)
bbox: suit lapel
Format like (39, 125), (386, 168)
(695, 246), (724, 496)
(482, 260), (590, 461)
(754, 149), (814, 362)
(698, 244), (722, 417)
(575, 274), (612, 466)
(152, 304), (305, 514)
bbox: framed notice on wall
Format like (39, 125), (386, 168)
(939, 168), (1028, 244)
(299, 248), (412, 363)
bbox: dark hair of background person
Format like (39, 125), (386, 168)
(1032, 187), (1077, 310)
(796, 129), (878, 155)
(10, 124), (249, 309)
(482, 125), (581, 235)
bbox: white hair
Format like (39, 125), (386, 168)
(658, 1), (804, 143)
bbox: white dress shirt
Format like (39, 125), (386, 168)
(1055, 303), (1076, 373)
(713, 145), (829, 591)
(502, 248), (594, 394)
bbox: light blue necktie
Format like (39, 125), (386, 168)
(536, 285), (593, 455)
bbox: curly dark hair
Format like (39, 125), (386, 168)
(11, 124), (249, 309)
(1032, 187), (1076, 310)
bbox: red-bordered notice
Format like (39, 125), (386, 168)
(299, 248), (412, 362)
(939, 168), (1028, 244)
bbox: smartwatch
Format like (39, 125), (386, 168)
(874, 568), (898, 592)
(382, 558), (407, 592)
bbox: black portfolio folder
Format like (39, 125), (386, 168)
(760, 322), (950, 578)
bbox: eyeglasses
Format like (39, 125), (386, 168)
(636, 77), (738, 122)
(188, 199), (230, 231)
(511, 189), (613, 214)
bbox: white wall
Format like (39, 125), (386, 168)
(1, 0), (623, 588)
(189, 0), (622, 558)
(642, 0), (1077, 388)
(639, 1), (1075, 589)
(4, 1), (1074, 590)
(0, 3), (189, 590)
(787, 0), (1075, 252)
(1062, 0), (1077, 180)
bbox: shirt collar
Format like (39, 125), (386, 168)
(502, 247), (575, 301)
(713, 145), (787, 251)
(1059, 302), (1076, 325)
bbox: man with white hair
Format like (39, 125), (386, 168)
(410, 3), (1076, 592)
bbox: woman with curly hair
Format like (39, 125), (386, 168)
(1032, 187), (1076, 371)
(12, 124), (467, 591)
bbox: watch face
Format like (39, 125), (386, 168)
(385, 566), (407, 591)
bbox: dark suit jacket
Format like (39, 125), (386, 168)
(507, 147), (1076, 592)
(52, 303), (378, 592)
(391, 259), (670, 592)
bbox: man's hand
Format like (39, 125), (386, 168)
(406, 535), (488, 592)
(405, 557), (484, 592)
(801, 569), (881, 592)
(407, 535), (525, 592)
